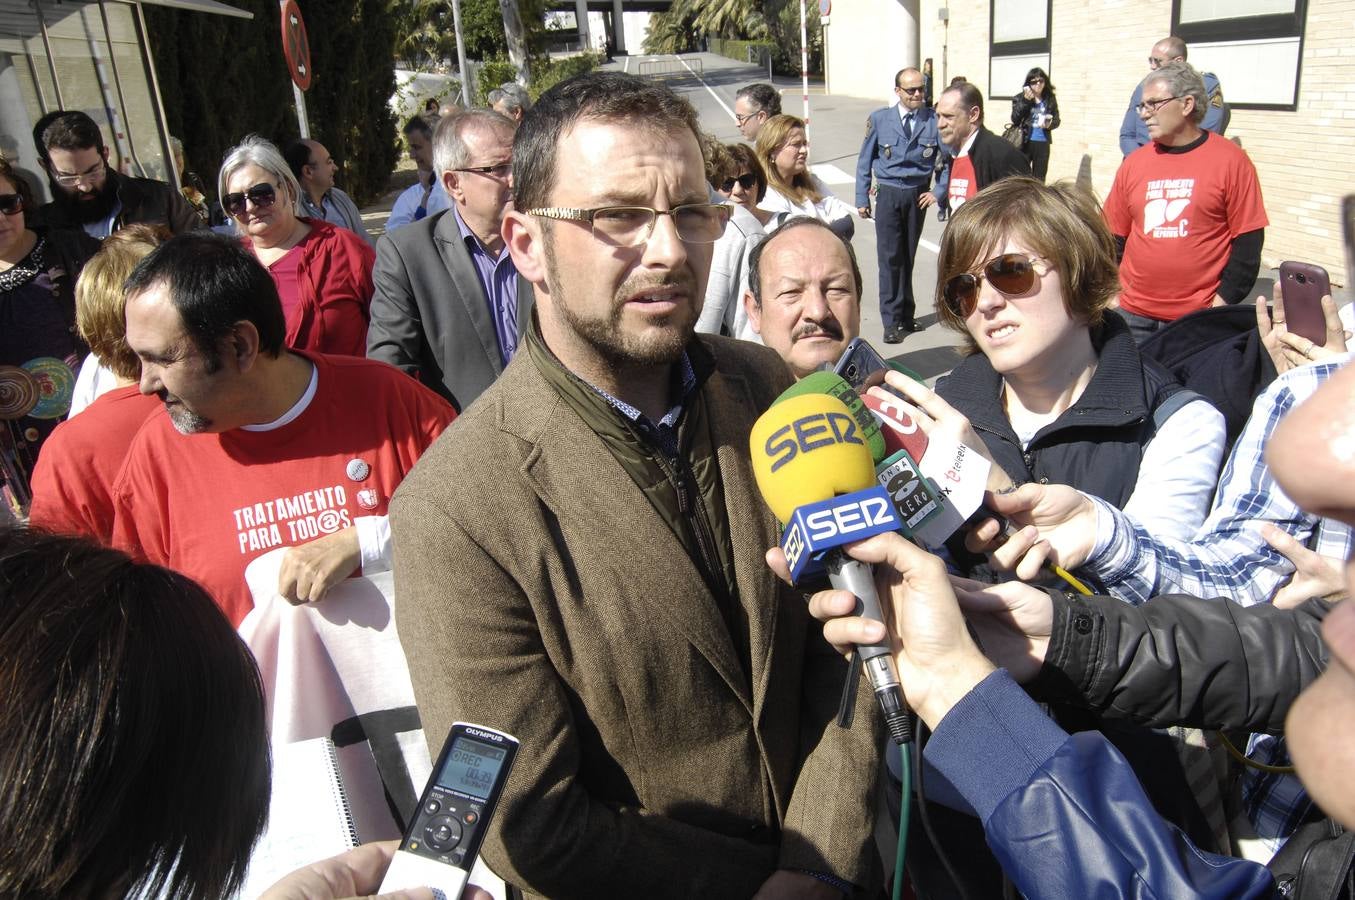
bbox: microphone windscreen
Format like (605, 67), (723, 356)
(750, 392), (877, 522)
(776, 371), (888, 463)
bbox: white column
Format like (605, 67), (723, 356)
(611, 0), (626, 54)
(575, 0), (591, 51)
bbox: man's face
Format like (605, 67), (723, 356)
(45, 144), (118, 224)
(1148, 41), (1182, 71)
(1139, 77), (1195, 145)
(894, 70), (926, 112)
(445, 125), (514, 236)
(407, 130), (433, 173)
(734, 97), (768, 141)
(1269, 363), (1355, 831)
(507, 120), (712, 377)
(125, 281), (237, 435)
(304, 141), (337, 193)
(936, 91), (977, 149)
(746, 225), (860, 379)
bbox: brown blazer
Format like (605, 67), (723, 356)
(392, 335), (882, 898)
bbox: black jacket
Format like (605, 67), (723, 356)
(966, 125), (1031, 189)
(36, 172), (201, 236)
(1033, 591), (1329, 734)
(1010, 91), (1061, 143)
(937, 313), (1188, 509)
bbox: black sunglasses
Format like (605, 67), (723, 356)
(720, 173), (757, 193)
(0, 193), (22, 216)
(942, 253), (1047, 317)
(223, 182), (278, 218)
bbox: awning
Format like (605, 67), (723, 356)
(131, 0), (253, 20)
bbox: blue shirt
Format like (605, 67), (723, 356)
(452, 206), (520, 368)
(587, 353), (697, 459)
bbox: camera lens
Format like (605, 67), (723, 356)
(1297, 272), (1308, 284)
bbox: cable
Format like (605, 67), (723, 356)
(1218, 731), (1296, 774)
(913, 725), (970, 900)
(1051, 564), (1093, 595)
(892, 740), (911, 900)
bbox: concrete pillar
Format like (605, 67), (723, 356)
(573, 0), (591, 50)
(611, 0), (626, 54)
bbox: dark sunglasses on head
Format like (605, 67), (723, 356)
(222, 182), (278, 218)
(720, 173), (757, 193)
(942, 253), (1047, 318)
(0, 193), (23, 216)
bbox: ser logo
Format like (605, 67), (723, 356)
(782, 521), (807, 573)
(764, 411), (862, 473)
(804, 495), (895, 543)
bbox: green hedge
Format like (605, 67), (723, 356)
(143, 0), (397, 206)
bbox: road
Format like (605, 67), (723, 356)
(613, 51), (965, 380)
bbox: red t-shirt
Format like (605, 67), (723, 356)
(1104, 132), (1269, 321)
(948, 155), (978, 212)
(110, 352), (455, 624)
(28, 384), (161, 542)
(267, 235), (309, 325)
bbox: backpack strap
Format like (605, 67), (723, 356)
(1149, 387), (1205, 438)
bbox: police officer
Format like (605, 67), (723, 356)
(1119, 35), (1228, 156)
(856, 67), (941, 343)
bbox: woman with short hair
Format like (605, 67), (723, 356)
(218, 135), (375, 356)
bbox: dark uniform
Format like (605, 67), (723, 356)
(855, 104), (940, 332)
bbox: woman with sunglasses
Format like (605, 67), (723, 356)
(930, 177), (1225, 561)
(1010, 68), (1059, 182)
(217, 135), (375, 357)
(697, 141), (769, 340)
(0, 157), (100, 517)
(754, 115), (855, 239)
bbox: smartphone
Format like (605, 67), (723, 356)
(379, 723), (519, 897)
(1279, 261), (1333, 347)
(1343, 196), (1354, 296)
(832, 337), (891, 392)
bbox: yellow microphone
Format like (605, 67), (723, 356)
(750, 392), (913, 744)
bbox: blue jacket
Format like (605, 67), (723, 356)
(855, 104), (941, 208)
(1120, 72), (1229, 156)
(925, 670), (1276, 899)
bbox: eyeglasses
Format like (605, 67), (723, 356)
(734, 111), (762, 126)
(942, 253), (1050, 317)
(0, 194), (23, 216)
(897, 85), (925, 94)
(454, 162), (512, 179)
(222, 182), (278, 218)
(51, 160), (106, 188)
(1148, 55), (1171, 68)
(720, 173), (757, 193)
(1135, 95), (1182, 115)
(527, 204), (731, 247)
(1027, 78), (1045, 86)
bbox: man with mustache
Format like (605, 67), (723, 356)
(33, 111), (200, 239)
(743, 216), (860, 379)
(390, 73), (882, 897)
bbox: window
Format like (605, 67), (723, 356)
(989, 0), (1051, 99)
(1172, 0), (1307, 109)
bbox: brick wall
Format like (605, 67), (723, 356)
(904, 0), (1353, 286)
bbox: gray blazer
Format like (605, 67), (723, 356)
(367, 209), (533, 411)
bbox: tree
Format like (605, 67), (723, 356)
(499, 0), (530, 85)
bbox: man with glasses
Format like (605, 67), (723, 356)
(855, 67), (941, 342)
(1104, 61), (1266, 339)
(368, 109), (532, 411)
(34, 111), (200, 239)
(1119, 36), (1228, 156)
(734, 82), (782, 141)
(391, 72), (881, 897)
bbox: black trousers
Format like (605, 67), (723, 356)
(1024, 139), (1051, 182)
(874, 181), (926, 328)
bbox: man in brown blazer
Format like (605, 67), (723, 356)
(392, 72), (882, 898)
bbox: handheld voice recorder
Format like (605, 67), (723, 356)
(379, 722), (519, 898)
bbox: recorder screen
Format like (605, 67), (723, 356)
(436, 737), (507, 801)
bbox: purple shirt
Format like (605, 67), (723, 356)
(453, 206), (519, 367)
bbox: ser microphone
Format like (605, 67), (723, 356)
(751, 391), (913, 744)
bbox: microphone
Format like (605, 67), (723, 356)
(751, 391), (913, 744)
(775, 370), (887, 464)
